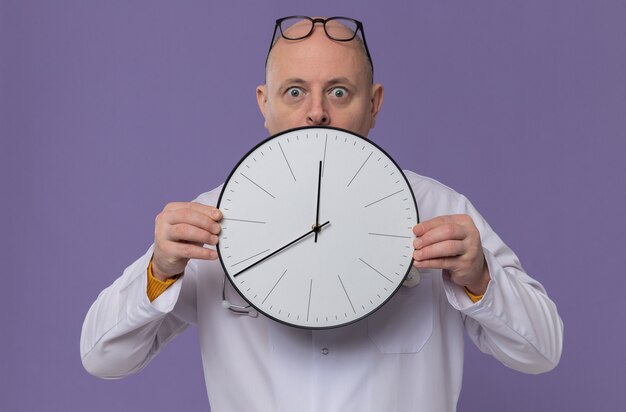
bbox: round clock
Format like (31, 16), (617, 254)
(216, 126), (418, 329)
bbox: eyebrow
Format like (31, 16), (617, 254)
(326, 77), (356, 87)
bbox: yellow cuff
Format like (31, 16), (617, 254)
(147, 259), (181, 302)
(464, 287), (484, 303)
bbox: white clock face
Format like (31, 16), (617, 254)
(217, 126), (418, 329)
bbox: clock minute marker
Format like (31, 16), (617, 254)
(359, 258), (394, 283)
(322, 135), (328, 177)
(364, 189), (404, 208)
(337, 275), (356, 314)
(307, 279), (313, 321)
(278, 141), (297, 182)
(231, 249), (271, 267)
(262, 269), (288, 304)
(347, 151), (373, 187)
(368, 232), (412, 239)
(240, 173), (276, 198)
(221, 218), (267, 224)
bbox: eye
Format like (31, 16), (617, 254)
(330, 87), (348, 98)
(286, 87), (303, 98)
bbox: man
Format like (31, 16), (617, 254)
(81, 17), (563, 411)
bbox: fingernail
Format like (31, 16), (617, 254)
(212, 210), (221, 219)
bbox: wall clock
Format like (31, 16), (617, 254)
(217, 126), (418, 329)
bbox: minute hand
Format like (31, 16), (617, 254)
(233, 221), (330, 278)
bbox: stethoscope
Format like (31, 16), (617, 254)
(221, 275), (258, 317)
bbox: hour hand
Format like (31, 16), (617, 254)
(314, 160), (322, 242)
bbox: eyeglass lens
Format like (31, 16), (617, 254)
(279, 17), (359, 41)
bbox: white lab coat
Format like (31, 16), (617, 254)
(81, 171), (563, 412)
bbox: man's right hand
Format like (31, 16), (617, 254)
(152, 202), (222, 281)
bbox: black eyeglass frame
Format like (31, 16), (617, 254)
(265, 16), (374, 79)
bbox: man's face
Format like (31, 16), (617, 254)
(257, 23), (384, 137)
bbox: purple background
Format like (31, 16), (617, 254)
(2, 1), (625, 410)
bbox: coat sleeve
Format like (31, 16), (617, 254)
(442, 194), (564, 374)
(80, 188), (220, 379)
(79, 246), (196, 379)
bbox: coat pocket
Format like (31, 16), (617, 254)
(367, 272), (434, 354)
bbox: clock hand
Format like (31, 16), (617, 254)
(233, 221), (330, 278)
(314, 160), (322, 242)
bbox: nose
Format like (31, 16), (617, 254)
(306, 95), (330, 126)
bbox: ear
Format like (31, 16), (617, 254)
(256, 84), (269, 129)
(369, 83), (384, 129)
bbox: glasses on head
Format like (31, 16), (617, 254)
(266, 16), (374, 78)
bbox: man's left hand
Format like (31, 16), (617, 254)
(412, 215), (490, 295)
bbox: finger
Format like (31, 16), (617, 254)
(162, 208), (222, 235)
(166, 223), (219, 245)
(170, 241), (218, 261)
(163, 202), (223, 221)
(413, 240), (465, 262)
(413, 257), (461, 275)
(413, 223), (466, 249)
(413, 214), (472, 236)
(412, 256), (456, 271)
